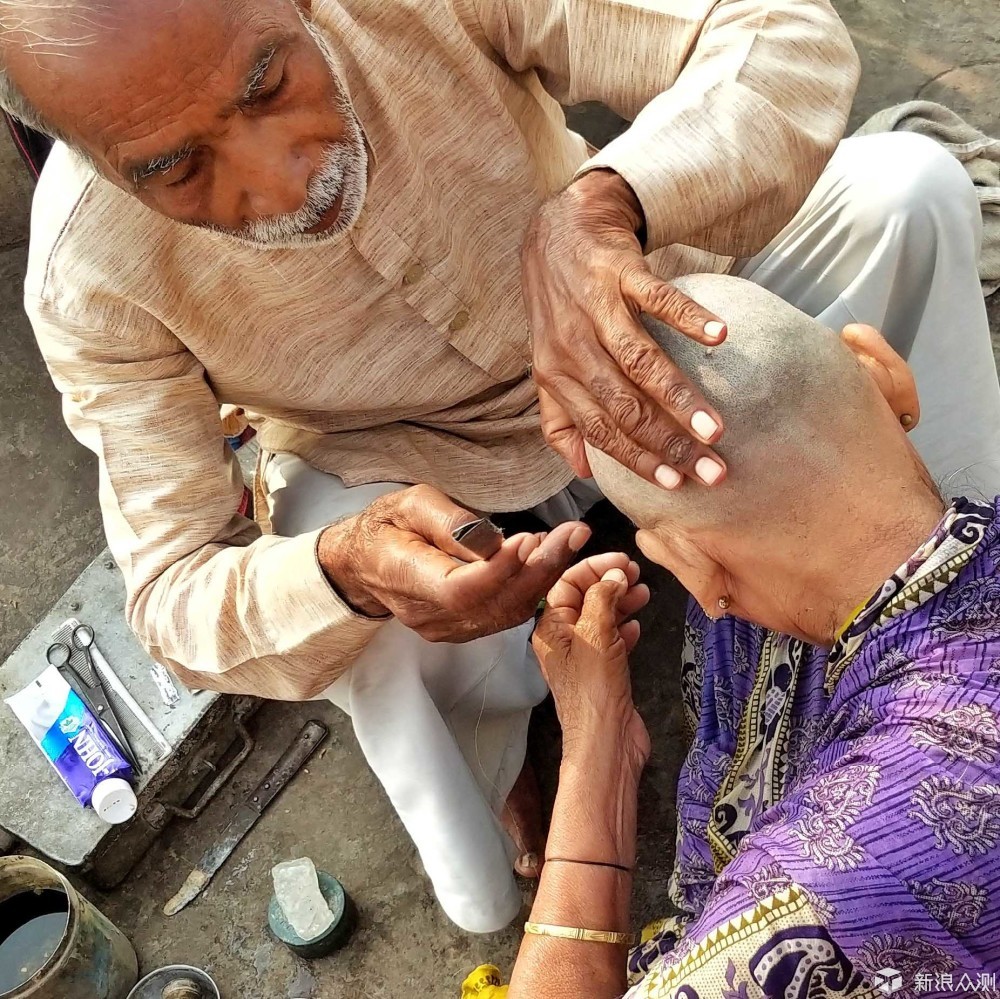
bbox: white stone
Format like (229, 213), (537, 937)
(272, 857), (335, 942)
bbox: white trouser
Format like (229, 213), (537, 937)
(264, 130), (1000, 934)
(739, 131), (1000, 498)
(265, 453), (601, 933)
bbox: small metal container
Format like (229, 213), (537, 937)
(267, 872), (357, 959)
(126, 966), (220, 999)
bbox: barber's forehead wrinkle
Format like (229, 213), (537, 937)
(100, 60), (225, 176)
(12, 0), (286, 151)
(99, 20), (292, 176)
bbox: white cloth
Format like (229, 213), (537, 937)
(854, 101), (1000, 296)
(264, 453), (601, 933)
(263, 130), (1000, 934)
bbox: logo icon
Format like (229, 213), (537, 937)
(59, 715), (81, 735)
(872, 968), (903, 996)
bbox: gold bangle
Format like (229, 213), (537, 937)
(524, 922), (636, 947)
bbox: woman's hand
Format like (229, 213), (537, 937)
(532, 553), (651, 769)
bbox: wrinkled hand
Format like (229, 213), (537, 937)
(532, 554), (651, 766)
(318, 484), (591, 642)
(521, 169), (728, 489)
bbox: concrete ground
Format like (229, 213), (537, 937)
(0, 3), (998, 996)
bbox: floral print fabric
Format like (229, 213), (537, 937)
(627, 499), (1000, 998)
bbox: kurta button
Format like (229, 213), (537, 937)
(402, 262), (425, 285)
(449, 309), (470, 332)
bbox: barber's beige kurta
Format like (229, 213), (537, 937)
(25, 0), (858, 698)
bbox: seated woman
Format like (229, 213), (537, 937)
(507, 274), (1000, 998)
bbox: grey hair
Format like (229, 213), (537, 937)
(586, 273), (888, 530)
(0, 65), (61, 136)
(0, 0), (108, 143)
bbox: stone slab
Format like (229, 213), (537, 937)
(0, 549), (224, 867)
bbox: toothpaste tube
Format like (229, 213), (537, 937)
(6, 666), (137, 824)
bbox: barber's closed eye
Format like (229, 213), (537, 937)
(259, 73), (288, 105)
(167, 160), (203, 188)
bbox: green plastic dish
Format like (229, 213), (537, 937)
(267, 871), (357, 959)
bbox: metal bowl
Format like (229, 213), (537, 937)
(125, 966), (220, 999)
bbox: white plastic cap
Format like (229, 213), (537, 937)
(92, 778), (138, 825)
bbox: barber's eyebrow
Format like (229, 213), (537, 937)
(239, 42), (279, 106)
(128, 146), (194, 187)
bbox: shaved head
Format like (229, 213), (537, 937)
(587, 274), (921, 532)
(586, 273), (946, 643)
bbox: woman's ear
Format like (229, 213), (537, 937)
(636, 528), (728, 619)
(841, 323), (920, 431)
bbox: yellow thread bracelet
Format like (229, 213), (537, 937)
(524, 922), (636, 946)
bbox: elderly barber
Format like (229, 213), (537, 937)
(7, 0), (998, 931)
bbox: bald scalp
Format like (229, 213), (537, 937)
(586, 274), (880, 530)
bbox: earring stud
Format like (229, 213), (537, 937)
(718, 595), (730, 612)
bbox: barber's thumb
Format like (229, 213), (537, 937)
(399, 486), (501, 561)
(525, 522), (591, 571)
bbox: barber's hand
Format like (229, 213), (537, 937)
(317, 484), (591, 642)
(521, 169), (728, 490)
(532, 554), (651, 766)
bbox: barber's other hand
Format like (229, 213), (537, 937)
(317, 484), (591, 642)
(521, 168), (727, 490)
(532, 554), (651, 767)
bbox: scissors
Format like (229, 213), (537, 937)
(46, 624), (142, 774)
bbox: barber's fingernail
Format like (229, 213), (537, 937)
(654, 464), (683, 490)
(691, 410), (719, 440)
(568, 525), (591, 551)
(695, 456), (726, 486)
(704, 320), (726, 341)
(602, 568), (628, 584)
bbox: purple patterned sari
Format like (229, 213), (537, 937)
(625, 498), (1000, 999)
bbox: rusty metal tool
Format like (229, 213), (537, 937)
(163, 720), (329, 916)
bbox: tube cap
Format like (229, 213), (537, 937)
(92, 778), (138, 824)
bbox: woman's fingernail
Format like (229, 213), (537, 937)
(654, 464), (683, 490)
(691, 410), (719, 440)
(569, 525), (591, 551)
(696, 456), (726, 486)
(602, 568), (628, 584)
(704, 320), (726, 341)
